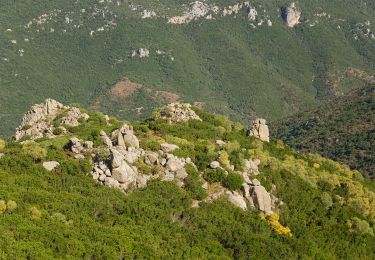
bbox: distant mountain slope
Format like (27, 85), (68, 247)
(272, 86), (375, 178)
(1, 0), (375, 137)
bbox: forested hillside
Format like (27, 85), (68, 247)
(273, 86), (375, 178)
(0, 100), (374, 258)
(1, 0), (375, 137)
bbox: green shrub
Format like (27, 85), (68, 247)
(204, 168), (227, 183)
(218, 150), (229, 166)
(29, 207), (42, 220)
(347, 218), (374, 236)
(184, 176), (208, 200)
(0, 138), (5, 152)
(22, 142), (47, 161)
(53, 127), (63, 136)
(185, 164), (200, 177)
(0, 200), (6, 214)
(140, 139), (161, 151)
(225, 141), (241, 153)
(223, 172), (244, 191)
(6, 200), (17, 212)
(134, 158), (153, 175)
(320, 192), (333, 209)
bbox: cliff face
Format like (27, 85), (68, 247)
(0, 99), (373, 258)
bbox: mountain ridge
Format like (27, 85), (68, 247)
(0, 99), (374, 258)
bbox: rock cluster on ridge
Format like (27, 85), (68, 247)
(248, 118), (270, 142)
(15, 99), (89, 141)
(281, 3), (301, 28)
(13, 99), (281, 215)
(154, 103), (202, 123)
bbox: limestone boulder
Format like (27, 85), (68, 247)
(161, 143), (179, 153)
(248, 118), (270, 142)
(166, 158), (184, 172)
(100, 131), (113, 148)
(69, 137), (83, 154)
(61, 107), (89, 127)
(225, 191), (247, 210)
(251, 184), (272, 214)
(43, 161), (60, 171)
(210, 161), (220, 169)
(281, 3), (301, 28)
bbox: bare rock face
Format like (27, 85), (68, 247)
(15, 99), (65, 140)
(166, 157), (185, 172)
(132, 48), (149, 58)
(119, 124), (140, 148)
(248, 118), (270, 142)
(168, 1), (210, 24)
(15, 99), (89, 141)
(60, 107), (89, 127)
(155, 103), (202, 123)
(69, 137), (84, 154)
(250, 180), (272, 214)
(99, 131), (113, 148)
(110, 149), (137, 184)
(225, 191), (248, 210)
(281, 3), (301, 28)
(243, 159), (261, 175)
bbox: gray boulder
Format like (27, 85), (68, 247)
(160, 143), (179, 153)
(123, 134), (140, 149)
(100, 131), (113, 147)
(166, 158), (184, 172)
(282, 3), (301, 28)
(210, 161), (220, 169)
(69, 137), (83, 154)
(145, 152), (159, 165)
(248, 118), (270, 142)
(43, 161), (60, 171)
(251, 185), (272, 214)
(225, 191), (247, 210)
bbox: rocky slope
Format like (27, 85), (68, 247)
(272, 86), (375, 178)
(0, 100), (374, 258)
(1, 0), (375, 137)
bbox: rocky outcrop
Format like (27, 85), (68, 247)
(243, 159), (261, 175)
(250, 179), (272, 214)
(60, 107), (89, 127)
(225, 191), (248, 210)
(168, 1), (211, 24)
(155, 103), (202, 123)
(131, 48), (149, 58)
(281, 3), (301, 28)
(90, 123), (194, 192)
(120, 124), (140, 148)
(248, 118), (270, 142)
(15, 99), (89, 141)
(69, 137), (84, 154)
(100, 131), (113, 148)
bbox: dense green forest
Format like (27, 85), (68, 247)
(272, 86), (375, 178)
(1, 0), (375, 137)
(0, 104), (374, 258)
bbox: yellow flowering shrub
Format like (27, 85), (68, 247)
(0, 138), (5, 152)
(260, 213), (292, 237)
